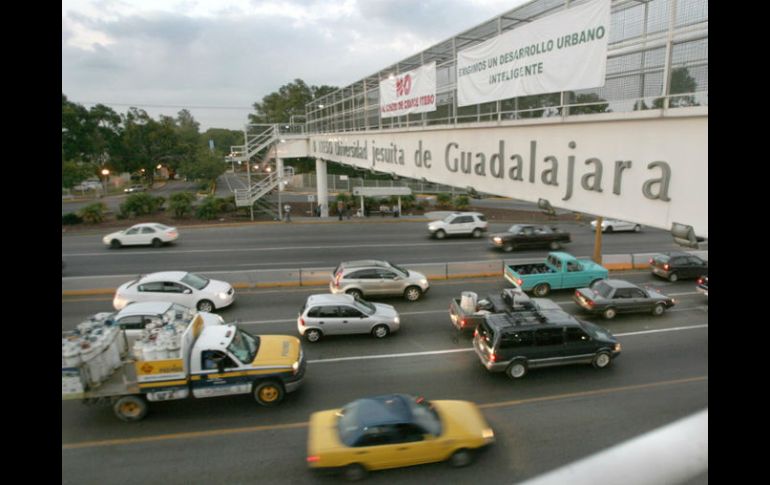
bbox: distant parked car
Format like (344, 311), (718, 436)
(113, 271), (235, 312)
(590, 218), (642, 233)
(73, 180), (102, 191)
(696, 276), (708, 297)
(649, 252), (708, 282)
(103, 223), (178, 248)
(297, 294), (400, 342)
(573, 279), (676, 319)
(488, 224), (571, 252)
(124, 184), (146, 193)
(427, 212), (488, 239)
(330, 260), (430, 302)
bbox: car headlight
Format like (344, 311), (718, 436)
(217, 292), (229, 300)
(482, 428), (495, 442)
(394, 316), (400, 324)
(614, 343), (622, 352)
(493, 237), (502, 244)
(420, 279), (428, 286)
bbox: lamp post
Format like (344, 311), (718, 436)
(100, 168), (110, 195)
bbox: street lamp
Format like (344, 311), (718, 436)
(100, 168), (110, 194)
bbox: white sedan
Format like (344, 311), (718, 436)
(103, 223), (178, 248)
(590, 218), (642, 233)
(113, 271), (235, 312)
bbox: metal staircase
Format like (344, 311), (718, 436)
(230, 124), (280, 209)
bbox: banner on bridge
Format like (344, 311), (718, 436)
(457, 0), (610, 106)
(380, 62), (436, 118)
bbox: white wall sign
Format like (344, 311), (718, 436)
(309, 112), (709, 237)
(457, 0), (610, 106)
(380, 62), (437, 118)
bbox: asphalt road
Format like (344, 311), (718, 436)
(62, 275), (708, 484)
(61, 220), (680, 278)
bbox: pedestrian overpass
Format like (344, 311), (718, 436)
(229, 0), (708, 240)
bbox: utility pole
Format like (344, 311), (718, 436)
(593, 216), (603, 264)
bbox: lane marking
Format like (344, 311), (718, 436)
(62, 375), (707, 450)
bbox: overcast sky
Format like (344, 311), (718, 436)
(62, 0), (528, 131)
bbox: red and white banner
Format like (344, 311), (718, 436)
(379, 62), (436, 118)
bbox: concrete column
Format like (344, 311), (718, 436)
(315, 158), (329, 217)
(276, 157), (284, 191)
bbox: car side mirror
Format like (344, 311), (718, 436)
(184, 289), (192, 294)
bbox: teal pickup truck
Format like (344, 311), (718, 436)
(504, 252), (608, 297)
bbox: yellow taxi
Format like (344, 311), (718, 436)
(306, 393), (494, 480)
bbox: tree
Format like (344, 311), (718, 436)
(249, 79), (338, 124)
(654, 67), (699, 108)
(62, 161), (95, 189)
(568, 93), (610, 114)
(116, 108), (179, 184)
(203, 128), (245, 158)
(179, 147), (226, 183)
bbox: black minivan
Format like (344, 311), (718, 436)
(473, 311), (621, 379)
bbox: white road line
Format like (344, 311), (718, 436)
(306, 324), (707, 364)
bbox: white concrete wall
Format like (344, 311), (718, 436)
(305, 109), (708, 237)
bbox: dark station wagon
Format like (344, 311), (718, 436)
(649, 252), (708, 282)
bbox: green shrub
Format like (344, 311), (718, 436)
(120, 193), (164, 217)
(196, 196), (220, 220)
(62, 213), (83, 225)
(169, 192), (197, 218)
(454, 195), (470, 210)
(436, 192), (452, 209)
(78, 203), (106, 224)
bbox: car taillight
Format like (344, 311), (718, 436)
(306, 455), (320, 463)
(663, 264), (670, 271)
(516, 278), (523, 286)
(334, 274), (341, 288)
(473, 329), (478, 337)
(489, 353), (497, 362)
(649, 258), (654, 264)
(461, 319), (467, 328)
(697, 277), (703, 284)
(298, 318), (305, 327)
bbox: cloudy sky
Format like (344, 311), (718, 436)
(62, 0), (528, 131)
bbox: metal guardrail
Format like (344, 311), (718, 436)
(62, 251), (708, 294)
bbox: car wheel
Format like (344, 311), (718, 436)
(305, 329), (322, 343)
(506, 361), (527, 379)
(472, 228), (482, 238)
(434, 229), (446, 240)
(197, 300), (214, 312)
(253, 380), (284, 406)
(346, 289), (363, 300)
(668, 273), (679, 282)
(605, 226), (613, 233)
(372, 325), (390, 339)
(532, 283), (550, 297)
(449, 449), (475, 468)
(342, 463), (368, 481)
(549, 241), (561, 250)
(110, 239), (122, 249)
(503, 243), (514, 252)
(592, 351), (612, 369)
(113, 395), (148, 422)
(652, 303), (666, 316)
(602, 307), (617, 320)
(151, 238), (162, 248)
(634, 225), (641, 232)
(404, 286), (422, 302)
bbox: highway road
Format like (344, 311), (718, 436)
(61, 219), (681, 278)
(62, 274), (708, 484)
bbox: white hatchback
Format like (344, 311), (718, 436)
(297, 294), (400, 342)
(103, 223), (178, 248)
(113, 271), (235, 312)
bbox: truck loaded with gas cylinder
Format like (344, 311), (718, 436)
(449, 288), (563, 333)
(62, 311), (306, 421)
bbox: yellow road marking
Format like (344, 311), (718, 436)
(62, 375), (707, 450)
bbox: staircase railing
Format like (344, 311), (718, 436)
(234, 172), (280, 207)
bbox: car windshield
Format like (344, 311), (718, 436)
(442, 214), (455, 223)
(353, 299), (376, 315)
(410, 397), (442, 436)
(508, 224), (523, 233)
(227, 327), (260, 364)
(591, 280), (614, 298)
(386, 262), (409, 277)
(181, 272), (210, 290)
(153, 224), (171, 231)
(580, 320), (614, 341)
